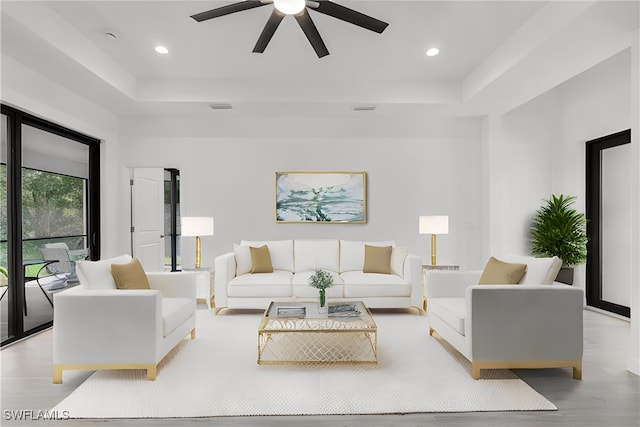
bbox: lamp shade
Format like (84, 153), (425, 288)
(419, 215), (449, 235)
(181, 217), (214, 237)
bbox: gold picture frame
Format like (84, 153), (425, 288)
(275, 171), (366, 223)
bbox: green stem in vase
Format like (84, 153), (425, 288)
(319, 288), (326, 307)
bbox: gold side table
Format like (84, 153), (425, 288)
(422, 264), (459, 312)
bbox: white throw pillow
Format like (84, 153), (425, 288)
(390, 246), (408, 277)
(501, 253), (562, 285)
(233, 244), (252, 275)
(76, 254), (133, 290)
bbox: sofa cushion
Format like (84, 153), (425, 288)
(162, 297), (194, 338)
(234, 244), (252, 275)
(293, 240), (339, 273)
(77, 254), (133, 290)
(241, 240), (294, 272)
(110, 258), (151, 290)
(341, 271), (410, 297)
(363, 245), (392, 274)
(429, 297), (466, 336)
(501, 253), (562, 285)
(227, 271), (293, 297)
(339, 240), (396, 273)
(390, 246), (407, 277)
(250, 245), (273, 273)
(478, 257), (527, 285)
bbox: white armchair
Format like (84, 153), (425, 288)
(426, 254), (584, 380)
(53, 255), (197, 384)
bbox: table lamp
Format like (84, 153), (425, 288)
(419, 215), (449, 265)
(181, 217), (214, 269)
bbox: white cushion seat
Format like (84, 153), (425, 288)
(227, 271), (293, 297)
(162, 298), (196, 338)
(428, 298), (466, 335)
(341, 271), (411, 297)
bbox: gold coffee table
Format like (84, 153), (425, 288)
(257, 301), (378, 365)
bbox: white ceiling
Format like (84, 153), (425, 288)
(1, 1), (639, 119)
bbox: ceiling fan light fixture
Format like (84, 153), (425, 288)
(426, 48), (440, 57)
(274, 0), (306, 15)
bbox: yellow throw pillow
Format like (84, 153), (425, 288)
(363, 245), (392, 274)
(111, 258), (151, 290)
(250, 245), (274, 273)
(478, 256), (528, 285)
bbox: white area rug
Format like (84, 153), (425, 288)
(52, 309), (556, 418)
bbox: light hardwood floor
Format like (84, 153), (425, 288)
(1, 307), (638, 427)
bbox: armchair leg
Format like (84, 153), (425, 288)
(53, 366), (63, 384)
(147, 365), (157, 381)
(190, 328), (196, 339)
(573, 362), (582, 380)
(471, 363), (481, 380)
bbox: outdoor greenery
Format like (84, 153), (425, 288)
(0, 165), (85, 268)
(530, 194), (588, 266)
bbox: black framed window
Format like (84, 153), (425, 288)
(1, 104), (100, 346)
(586, 129), (631, 318)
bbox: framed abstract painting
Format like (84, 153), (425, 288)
(275, 171), (366, 223)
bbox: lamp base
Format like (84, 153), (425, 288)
(430, 234), (437, 266)
(195, 236), (202, 269)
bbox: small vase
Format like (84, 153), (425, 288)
(318, 289), (326, 314)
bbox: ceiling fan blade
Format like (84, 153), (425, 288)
(294, 9), (329, 58)
(253, 10), (285, 53)
(191, 1), (267, 22)
(311, 1), (388, 33)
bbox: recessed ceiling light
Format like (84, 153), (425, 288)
(426, 48), (440, 57)
(155, 45), (169, 54)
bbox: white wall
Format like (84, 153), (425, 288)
(0, 54), (123, 258)
(119, 116), (484, 270)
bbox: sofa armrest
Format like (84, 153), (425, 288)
(426, 270), (482, 298)
(214, 252), (236, 308)
(53, 287), (162, 364)
(147, 272), (197, 300)
(466, 284), (584, 361)
(403, 254), (423, 309)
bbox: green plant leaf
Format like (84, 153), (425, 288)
(530, 194), (588, 266)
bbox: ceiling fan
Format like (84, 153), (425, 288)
(190, 0), (389, 58)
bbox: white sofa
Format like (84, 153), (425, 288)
(53, 255), (197, 383)
(214, 239), (423, 312)
(426, 254), (584, 380)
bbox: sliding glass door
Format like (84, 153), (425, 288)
(0, 105), (100, 346)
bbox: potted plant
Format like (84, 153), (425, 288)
(309, 269), (334, 313)
(530, 194), (588, 284)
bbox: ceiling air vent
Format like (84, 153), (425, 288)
(209, 103), (233, 110)
(352, 105), (376, 111)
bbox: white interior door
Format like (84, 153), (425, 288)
(131, 168), (164, 271)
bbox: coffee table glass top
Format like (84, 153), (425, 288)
(260, 300), (376, 331)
